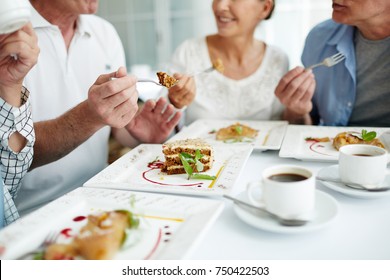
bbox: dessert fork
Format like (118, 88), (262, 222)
(138, 79), (178, 88)
(19, 231), (59, 259)
(191, 66), (216, 76)
(137, 79), (165, 87)
(307, 52), (345, 70)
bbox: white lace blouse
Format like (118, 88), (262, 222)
(170, 37), (289, 125)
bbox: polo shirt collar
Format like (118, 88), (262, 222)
(30, 4), (91, 37)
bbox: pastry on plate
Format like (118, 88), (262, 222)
(44, 210), (138, 260)
(216, 122), (258, 141)
(332, 131), (385, 151)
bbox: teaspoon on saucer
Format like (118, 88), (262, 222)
(316, 176), (390, 192)
(223, 195), (309, 227)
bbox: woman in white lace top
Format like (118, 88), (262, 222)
(167, 0), (288, 125)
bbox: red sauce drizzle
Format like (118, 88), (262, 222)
(309, 142), (333, 156)
(60, 228), (73, 238)
(142, 163), (203, 187)
(73, 216), (86, 222)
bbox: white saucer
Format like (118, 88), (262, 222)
(233, 190), (338, 234)
(317, 165), (390, 199)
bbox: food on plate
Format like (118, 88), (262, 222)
(156, 71), (177, 88)
(333, 130), (385, 151)
(161, 138), (214, 175)
(43, 210), (139, 260)
(212, 58), (224, 73)
(305, 137), (331, 142)
(216, 122), (258, 141)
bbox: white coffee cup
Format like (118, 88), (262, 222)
(0, 0), (31, 35)
(339, 144), (388, 186)
(247, 165), (315, 220)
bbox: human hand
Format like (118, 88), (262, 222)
(126, 97), (182, 143)
(0, 23), (39, 103)
(87, 66), (139, 129)
(275, 66), (316, 116)
(167, 73), (195, 109)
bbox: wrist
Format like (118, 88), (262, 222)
(283, 109), (312, 125)
(0, 83), (24, 107)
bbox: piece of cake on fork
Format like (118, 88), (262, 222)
(161, 139), (214, 175)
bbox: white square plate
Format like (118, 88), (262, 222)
(279, 125), (390, 162)
(169, 119), (288, 151)
(0, 187), (224, 259)
(84, 144), (253, 196)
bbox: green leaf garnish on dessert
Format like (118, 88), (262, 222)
(235, 125), (243, 135)
(179, 153), (194, 179)
(179, 150), (216, 180)
(361, 129), (377, 142)
(191, 173), (216, 180)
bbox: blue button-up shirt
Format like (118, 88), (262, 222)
(302, 19), (356, 126)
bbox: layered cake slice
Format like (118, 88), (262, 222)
(161, 139), (214, 175)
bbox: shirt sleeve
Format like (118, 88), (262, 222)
(0, 86), (35, 225)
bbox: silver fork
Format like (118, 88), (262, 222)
(307, 52), (345, 70)
(191, 66), (215, 76)
(19, 231), (59, 259)
(137, 79), (165, 87)
(223, 195), (309, 226)
(138, 78), (179, 88)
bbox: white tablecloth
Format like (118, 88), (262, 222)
(191, 150), (390, 260)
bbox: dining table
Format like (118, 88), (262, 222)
(2, 123), (390, 262)
(189, 149), (390, 260)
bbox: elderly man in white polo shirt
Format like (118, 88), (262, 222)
(15, 0), (181, 215)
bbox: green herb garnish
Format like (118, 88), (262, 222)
(361, 129), (377, 142)
(223, 137), (254, 143)
(33, 252), (44, 260)
(115, 209), (140, 229)
(179, 153), (194, 179)
(179, 150), (216, 180)
(191, 173), (216, 180)
(148, 156), (160, 165)
(235, 125), (243, 135)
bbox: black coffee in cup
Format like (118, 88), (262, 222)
(268, 173), (308, 182)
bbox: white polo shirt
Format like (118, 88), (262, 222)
(15, 7), (126, 214)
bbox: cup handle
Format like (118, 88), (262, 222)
(246, 181), (265, 208)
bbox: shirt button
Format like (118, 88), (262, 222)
(347, 102), (352, 107)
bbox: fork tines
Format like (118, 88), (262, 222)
(331, 52), (345, 63)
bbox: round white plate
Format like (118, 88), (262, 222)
(233, 190), (338, 234)
(317, 165), (390, 199)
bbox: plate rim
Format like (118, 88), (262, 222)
(84, 143), (253, 197)
(0, 187), (225, 260)
(279, 125), (390, 162)
(169, 119), (288, 151)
